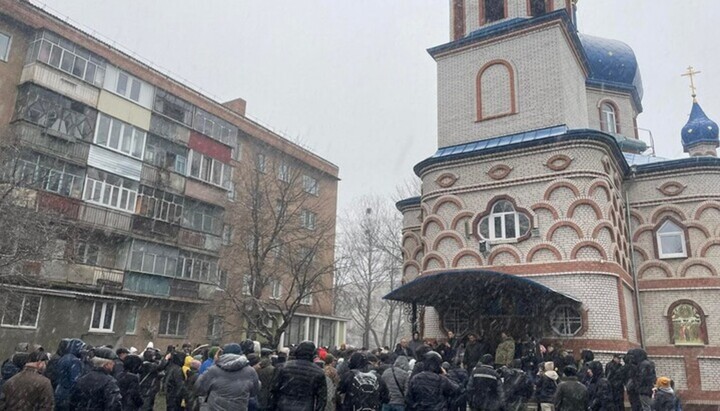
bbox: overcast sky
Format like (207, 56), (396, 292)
(35, 0), (720, 214)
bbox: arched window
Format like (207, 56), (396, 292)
(482, 0), (506, 24)
(478, 200), (531, 241)
(476, 60), (516, 121)
(528, 0), (553, 17)
(600, 101), (619, 134)
(668, 301), (708, 345)
(655, 219), (687, 259)
(550, 305), (582, 337)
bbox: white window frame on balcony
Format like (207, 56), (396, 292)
(83, 170), (138, 213)
(113, 70), (143, 104)
(302, 175), (319, 196)
(89, 301), (115, 333)
(188, 150), (231, 190)
(6, 153), (84, 198)
(1, 294), (41, 329)
(75, 241), (99, 265)
(94, 113), (147, 160)
(0, 32), (11, 62)
(178, 251), (218, 283)
(28, 31), (106, 86)
(301, 209), (317, 230)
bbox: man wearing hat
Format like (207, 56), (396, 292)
(69, 347), (122, 410)
(0, 350), (54, 410)
(270, 341), (327, 410)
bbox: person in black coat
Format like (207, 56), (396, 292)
(138, 349), (164, 411)
(46, 339), (70, 391)
(587, 361), (616, 411)
(270, 340), (327, 411)
(463, 334), (489, 374)
(394, 338), (414, 358)
(444, 361), (469, 411)
(336, 351), (389, 411)
(578, 349), (595, 386)
(605, 354), (625, 411)
(501, 359), (533, 411)
(406, 351), (459, 411)
(164, 351), (188, 411)
(118, 354), (144, 411)
(69, 347), (122, 411)
(625, 348), (656, 411)
(466, 354), (503, 411)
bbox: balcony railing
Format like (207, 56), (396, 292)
(77, 203), (132, 232)
(92, 267), (124, 288)
(14, 122), (90, 165)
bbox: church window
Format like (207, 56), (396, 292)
(550, 305), (582, 337)
(669, 301), (707, 345)
(482, 0), (505, 23)
(656, 219), (687, 259)
(600, 101), (619, 134)
(529, 0), (552, 16)
(477, 60), (516, 121)
(478, 200), (531, 241)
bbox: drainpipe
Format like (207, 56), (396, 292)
(625, 165), (646, 348)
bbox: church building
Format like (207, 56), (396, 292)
(388, 0), (720, 405)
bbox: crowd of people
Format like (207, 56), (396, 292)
(0, 331), (682, 411)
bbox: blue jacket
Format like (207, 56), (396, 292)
(54, 339), (85, 407)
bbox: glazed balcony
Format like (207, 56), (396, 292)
(13, 122), (89, 165)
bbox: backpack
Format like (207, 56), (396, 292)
(348, 370), (380, 411)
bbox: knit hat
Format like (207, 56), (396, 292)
(656, 377), (671, 389)
(222, 343), (243, 355)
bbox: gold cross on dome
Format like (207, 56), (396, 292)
(681, 66), (702, 102)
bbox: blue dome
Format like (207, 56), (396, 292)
(681, 102), (719, 151)
(579, 34), (643, 103)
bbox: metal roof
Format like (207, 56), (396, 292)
(579, 34), (643, 104)
(2, 284), (134, 301)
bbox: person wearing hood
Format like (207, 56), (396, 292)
(46, 339), (71, 391)
(578, 350), (595, 386)
(625, 348), (656, 411)
(466, 354), (503, 411)
(535, 361), (559, 411)
(139, 348), (163, 411)
(271, 341), (327, 411)
(0, 350), (53, 411)
(255, 349), (275, 411)
(165, 351), (188, 411)
(195, 342), (259, 410)
(586, 361), (615, 411)
(501, 359), (532, 411)
(652, 377), (679, 411)
(408, 332), (423, 359)
(605, 354), (625, 411)
(118, 354), (144, 411)
(54, 338), (85, 411)
(70, 347), (122, 411)
(495, 332), (515, 368)
(381, 355), (410, 410)
(405, 351), (458, 411)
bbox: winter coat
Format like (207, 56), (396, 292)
(69, 367), (123, 411)
(626, 348), (656, 397)
(535, 372), (559, 403)
(467, 364), (503, 411)
(0, 364), (54, 411)
(653, 388), (679, 411)
(464, 340), (489, 371)
(501, 367), (533, 403)
(54, 338), (85, 410)
(117, 371), (143, 411)
(446, 367), (469, 411)
(256, 359), (275, 409)
(199, 358), (215, 375)
(194, 353), (258, 411)
(138, 360), (162, 411)
(554, 376), (588, 411)
(495, 337), (516, 367)
(165, 352), (188, 411)
(605, 359), (625, 389)
(408, 339), (424, 358)
(270, 357), (327, 411)
(405, 371), (459, 411)
(381, 356), (411, 405)
(394, 346), (414, 358)
(587, 362), (616, 411)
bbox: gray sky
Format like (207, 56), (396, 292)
(36, 0), (720, 214)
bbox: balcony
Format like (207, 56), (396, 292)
(14, 122), (90, 165)
(93, 267), (124, 289)
(150, 113), (190, 146)
(185, 179), (226, 206)
(37, 191), (81, 219)
(170, 279), (199, 299)
(20, 63), (99, 107)
(131, 215), (180, 239)
(77, 203), (132, 232)
(178, 228), (205, 250)
(140, 164), (186, 194)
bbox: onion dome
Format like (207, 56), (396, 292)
(681, 101), (719, 152)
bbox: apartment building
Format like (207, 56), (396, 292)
(0, 0), (345, 357)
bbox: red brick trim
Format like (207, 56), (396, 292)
(591, 221), (614, 239)
(541, 338), (640, 353)
(431, 195), (464, 214)
(451, 249), (484, 267)
(547, 220), (583, 242)
(402, 232), (422, 249)
(451, 211), (475, 231)
(527, 243), (563, 262)
(598, 99), (621, 134)
(432, 232), (465, 252)
(637, 261), (673, 279)
(694, 201), (720, 220)
(678, 260), (718, 277)
(650, 205), (687, 224)
(470, 195), (533, 242)
(531, 202), (560, 220)
(687, 222), (711, 239)
(543, 180), (581, 201)
(632, 224), (653, 242)
(657, 181), (687, 197)
(700, 239), (720, 257)
(526, 0), (554, 16)
(421, 216), (445, 236)
(476, 59), (517, 122)
(587, 180), (612, 201)
(403, 260), (421, 275)
(487, 246), (522, 265)
(435, 172), (459, 188)
(629, 210), (645, 225)
(567, 198), (603, 220)
(452, 0), (466, 41)
(479, 0), (509, 25)
(545, 154), (573, 171)
(632, 246), (649, 263)
(666, 299), (710, 345)
(639, 276), (720, 289)
(570, 240), (608, 260)
(422, 252), (447, 271)
(483, 260), (633, 285)
(412, 247), (424, 261)
(617, 278), (629, 339)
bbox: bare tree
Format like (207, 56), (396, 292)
(221, 146), (336, 347)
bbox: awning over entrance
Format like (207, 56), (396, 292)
(383, 269), (580, 307)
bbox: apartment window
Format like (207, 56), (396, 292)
(83, 169), (138, 213)
(529, 0), (551, 16)
(4, 152), (84, 198)
(75, 241), (99, 265)
(138, 186), (184, 224)
(207, 315), (223, 339)
(177, 251), (218, 283)
(600, 102), (619, 134)
(129, 240), (179, 277)
(222, 225), (233, 245)
(0, 32), (10, 62)
(154, 89), (194, 126)
(256, 153), (267, 173)
(26, 30), (106, 86)
(301, 209), (317, 230)
(300, 290), (313, 306)
(193, 108), (238, 146)
(478, 200), (531, 241)
(218, 270), (228, 289)
(94, 113), (146, 159)
(656, 219), (687, 259)
(159, 311), (187, 336)
(183, 199), (224, 235)
(125, 306), (138, 334)
(243, 274), (254, 296)
(270, 279), (282, 300)
(1, 294), (41, 329)
(303, 175), (319, 195)
(90, 302), (115, 332)
(278, 162), (290, 182)
(114, 71), (143, 103)
(144, 134), (188, 173)
(483, 0), (505, 23)
(319, 319), (336, 348)
(188, 150), (231, 189)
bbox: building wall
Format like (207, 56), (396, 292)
(0, 15), (30, 126)
(586, 88), (637, 139)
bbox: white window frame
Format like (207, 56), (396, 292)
(7, 153), (84, 198)
(82, 173), (138, 213)
(0, 32), (11, 62)
(300, 291), (313, 305)
(601, 102), (618, 134)
(657, 220), (687, 259)
(270, 279), (282, 300)
(89, 302), (116, 333)
(125, 306), (138, 334)
(178, 251), (218, 283)
(188, 150), (231, 190)
(301, 209), (317, 230)
(550, 305), (582, 337)
(479, 200), (530, 241)
(1, 294), (41, 329)
(113, 70), (143, 103)
(94, 114), (146, 159)
(303, 174), (319, 196)
(75, 241), (100, 265)
(278, 162), (290, 182)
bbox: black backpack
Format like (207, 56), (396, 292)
(348, 369), (381, 411)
